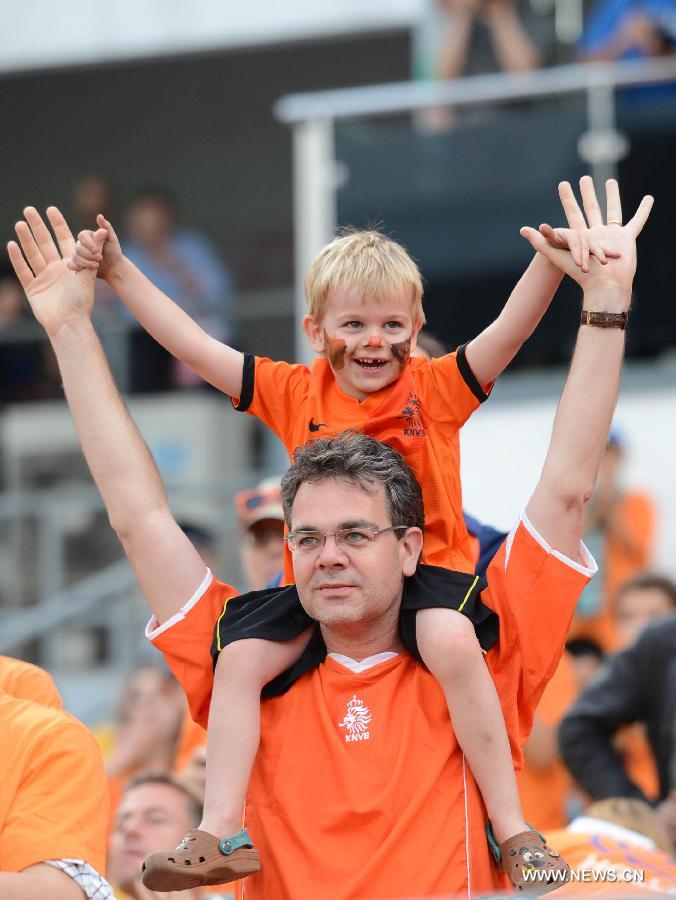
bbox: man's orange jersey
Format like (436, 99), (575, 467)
(0, 690), (109, 874)
(520, 651), (578, 829)
(0, 655), (62, 708)
(233, 349), (490, 580)
(548, 823), (676, 896)
(149, 512), (595, 899)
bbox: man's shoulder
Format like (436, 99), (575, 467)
(0, 691), (95, 754)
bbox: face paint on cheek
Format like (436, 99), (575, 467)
(390, 338), (411, 373)
(323, 330), (347, 370)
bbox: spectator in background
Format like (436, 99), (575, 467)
(235, 478), (285, 591)
(417, 0), (553, 128)
(570, 430), (656, 651)
(106, 666), (187, 827)
(565, 638), (605, 691)
(560, 613), (676, 848)
(0, 688), (113, 899)
(547, 797), (675, 893)
(72, 176), (115, 234)
(122, 187), (234, 389)
(108, 771), (231, 900)
(579, 0), (676, 62)
(0, 270), (48, 403)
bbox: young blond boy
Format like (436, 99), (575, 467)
(71, 193), (615, 893)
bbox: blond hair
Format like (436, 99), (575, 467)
(305, 230), (425, 324)
(585, 798), (674, 855)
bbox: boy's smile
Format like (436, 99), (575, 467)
(304, 286), (422, 401)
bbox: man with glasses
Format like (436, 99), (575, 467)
(7, 178), (651, 898)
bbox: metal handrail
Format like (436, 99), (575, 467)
(275, 57), (676, 122)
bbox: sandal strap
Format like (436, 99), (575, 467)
(218, 828), (254, 856)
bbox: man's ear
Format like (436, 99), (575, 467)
(399, 527), (424, 577)
(408, 318), (424, 356)
(302, 315), (325, 354)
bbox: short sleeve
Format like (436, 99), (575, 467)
(486, 511), (596, 703)
(415, 345), (492, 428)
(148, 575), (238, 728)
(1, 714), (109, 874)
(231, 354), (310, 448)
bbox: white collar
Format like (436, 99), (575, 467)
(327, 651), (400, 673)
(567, 816), (656, 850)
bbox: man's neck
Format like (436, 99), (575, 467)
(320, 623), (404, 662)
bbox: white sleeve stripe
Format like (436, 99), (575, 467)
(505, 510), (598, 578)
(145, 568), (213, 640)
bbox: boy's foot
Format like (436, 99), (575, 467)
(141, 827), (260, 891)
(488, 824), (571, 894)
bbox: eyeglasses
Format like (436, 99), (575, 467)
(285, 525), (411, 554)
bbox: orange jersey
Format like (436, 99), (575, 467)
(548, 824), (676, 896)
(0, 690), (109, 874)
(233, 350), (490, 579)
(519, 651), (578, 829)
(0, 655), (62, 708)
(150, 512), (595, 899)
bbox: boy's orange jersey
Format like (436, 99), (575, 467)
(151, 514), (595, 900)
(234, 349), (491, 580)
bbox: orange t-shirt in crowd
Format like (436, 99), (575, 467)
(548, 823), (676, 895)
(149, 513), (595, 900)
(233, 350), (490, 581)
(570, 491), (656, 651)
(0, 690), (109, 875)
(520, 650), (578, 829)
(0, 655), (62, 708)
(616, 724), (660, 802)
(174, 707), (207, 771)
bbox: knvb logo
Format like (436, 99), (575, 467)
(397, 392), (426, 437)
(338, 694), (372, 743)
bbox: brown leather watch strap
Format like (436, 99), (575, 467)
(580, 310), (628, 330)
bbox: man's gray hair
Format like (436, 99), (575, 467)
(280, 431), (424, 531)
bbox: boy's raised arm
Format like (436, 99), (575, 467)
(9, 206), (208, 625)
(72, 215), (245, 398)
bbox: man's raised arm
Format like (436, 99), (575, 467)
(520, 177), (653, 561)
(8, 207), (206, 625)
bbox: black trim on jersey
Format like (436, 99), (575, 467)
(233, 352), (256, 412)
(456, 343), (490, 404)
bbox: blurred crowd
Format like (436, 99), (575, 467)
(0, 176), (235, 403)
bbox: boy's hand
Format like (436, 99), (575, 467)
(68, 213), (124, 282)
(8, 206), (106, 339)
(537, 224), (621, 273)
(521, 176), (653, 300)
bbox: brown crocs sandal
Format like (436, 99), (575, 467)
(487, 823), (571, 895)
(141, 827), (260, 892)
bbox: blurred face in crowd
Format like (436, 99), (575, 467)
(289, 477), (421, 639)
(570, 651), (603, 691)
(127, 196), (175, 247)
(0, 277), (24, 327)
(615, 584), (676, 649)
(108, 781), (199, 892)
(303, 286), (422, 401)
(240, 518), (285, 590)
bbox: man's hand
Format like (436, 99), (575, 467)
(68, 213), (124, 283)
(7, 207), (106, 339)
(521, 176), (653, 309)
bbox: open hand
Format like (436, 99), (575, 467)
(7, 207), (106, 339)
(68, 212), (123, 282)
(521, 176), (653, 298)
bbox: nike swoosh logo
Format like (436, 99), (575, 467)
(309, 418), (327, 432)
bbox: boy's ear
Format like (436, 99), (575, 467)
(302, 315), (325, 354)
(408, 318), (424, 355)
